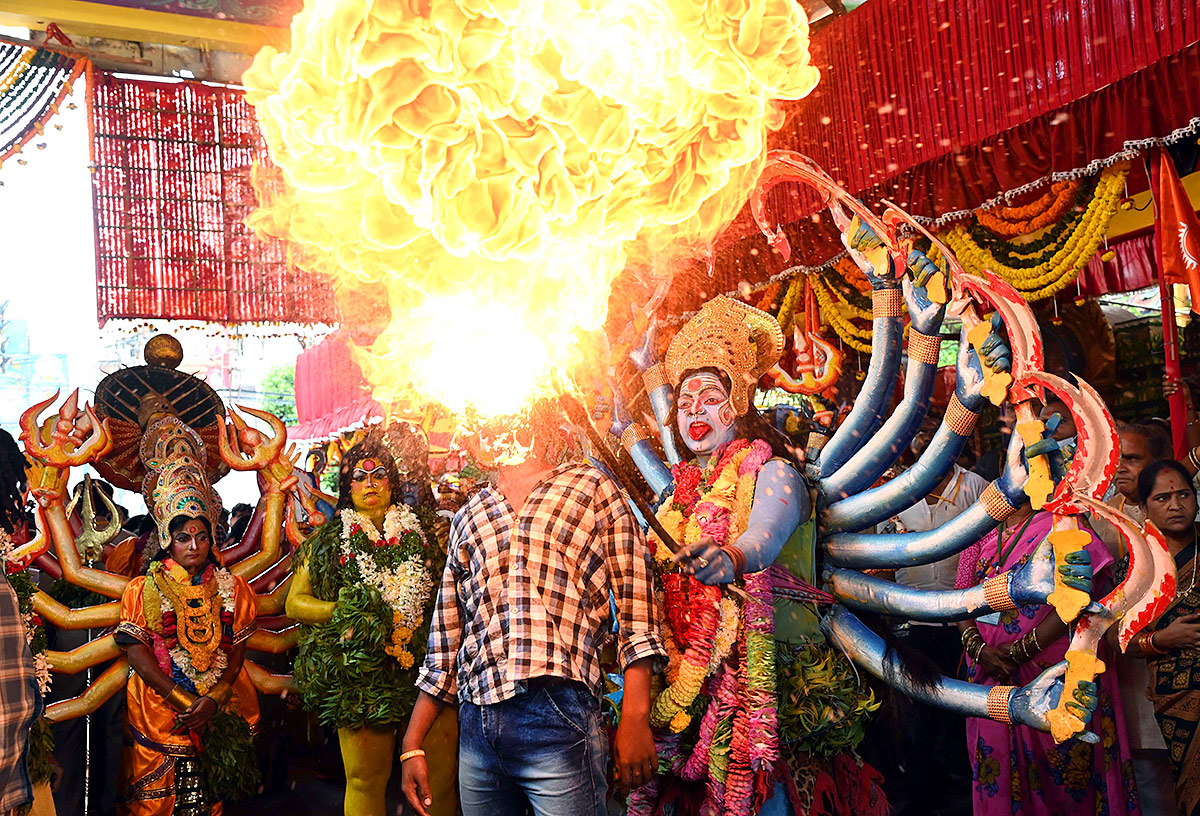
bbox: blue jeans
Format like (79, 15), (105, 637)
(458, 678), (609, 816)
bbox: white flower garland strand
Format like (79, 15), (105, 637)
(340, 506), (436, 634)
(1, 530), (52, 694)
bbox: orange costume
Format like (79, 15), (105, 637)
(115, 566), (260, 815)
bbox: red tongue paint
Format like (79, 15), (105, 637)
(688, 422), (711, 441)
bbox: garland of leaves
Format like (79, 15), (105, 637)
(293, 507), (445, 729)
(199, 710), (262, 802)
(776, 641), (879, 757)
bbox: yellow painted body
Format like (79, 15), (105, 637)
(337, 707), (458, 816)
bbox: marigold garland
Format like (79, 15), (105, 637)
(811, 276), (872, 353)
(753, 281), (782, 313)
(975, 177), (1084, 236)
(776, 278), (805, 335)
(834, 257), (872, 294)
(937, 162), (1128, 301)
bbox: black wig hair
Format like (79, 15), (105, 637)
(336, 439), (401, 512)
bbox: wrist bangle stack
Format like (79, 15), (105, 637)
(398, 749), (426, 763)
(1008, 630), (1042, 664)
(722, 545), (746, 578)
(1188, 447), (1200, 473)
(1138, 630), (1168, 657)
(962, 627), (986, 662)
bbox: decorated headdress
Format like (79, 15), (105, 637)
(665, 295), (786, 415)
(140, 415), (220, 550)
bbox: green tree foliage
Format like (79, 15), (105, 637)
(261, 364), (297, 424)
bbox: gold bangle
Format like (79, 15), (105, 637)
(982, 574), (1018, 612)
(398, 749), (426, 763)
(907, 331), (942, 365)
(987, 685), (1015, 724)
(981, 484), (1019, 521)
(620, 423), (652, 452)
(164, 685), (197, 714)
(945, 393), (980, 435)
(873, 288), (904, 319)
(207, 681), (234, 708)
(643, 364), (669, 393)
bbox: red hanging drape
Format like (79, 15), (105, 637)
(771, 0), (1200, 219)
(91, 72), (338, 326)
(291, 328), (383, 442)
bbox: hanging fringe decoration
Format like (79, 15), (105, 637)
(0, 42), (86, 168)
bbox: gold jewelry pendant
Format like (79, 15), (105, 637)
(156, 574), (223, 672)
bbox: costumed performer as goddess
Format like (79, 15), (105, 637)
(612, 295), (820, 815)
(286, 438), (454, 816)
(114, 417), (260, 815)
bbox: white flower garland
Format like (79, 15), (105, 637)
(170, 644), (228, 692)
(1, 530), (52, 694)
(339, 506), (435, 639)
(158, 565), (236, 694)
(214, 568), (236, 614)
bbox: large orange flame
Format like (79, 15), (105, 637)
(244, 0), (819, 417)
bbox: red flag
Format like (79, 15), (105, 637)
(1150, 147), (1200, 313)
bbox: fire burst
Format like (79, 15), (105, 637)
(244, 0), (819, 417)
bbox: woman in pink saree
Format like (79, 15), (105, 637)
(955, 506), (1141, 816)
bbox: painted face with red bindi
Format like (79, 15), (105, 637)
(676, 371), (737, 457)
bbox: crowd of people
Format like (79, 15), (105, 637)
(2, 369), (1200, 816)
(875, 381), (1200, 816)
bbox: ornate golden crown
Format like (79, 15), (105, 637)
(665, 296), (785, 415)
(141, 416), (219, 549)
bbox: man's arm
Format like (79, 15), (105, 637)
(597, 477), (668, 790)
(403, 537), (465, 816)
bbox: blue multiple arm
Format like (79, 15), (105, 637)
(820, 331), (987, 533)
(816, 281), (904, 479)
(824, 433), (1028, 569)
(823, 606), (1098, 739)
(627, 438), (673, 498)
(819, 280), (946, 501)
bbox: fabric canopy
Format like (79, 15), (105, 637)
(769, 0), (1200, 223)
(291, 329), (382, 443)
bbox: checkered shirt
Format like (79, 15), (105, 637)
(417, 463), (666, 706)
(0, 578), (40, 814)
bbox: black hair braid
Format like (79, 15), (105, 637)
(0, 428), (29, 535)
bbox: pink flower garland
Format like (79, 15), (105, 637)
(680, 659), (738, 781)
(724, 568), (778, 815)
(638, 438), (783, 816)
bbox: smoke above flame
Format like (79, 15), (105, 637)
(244, 0), (819, 417)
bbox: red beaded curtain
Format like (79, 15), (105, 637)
(661, 0), (1200, 315)
(91, 72), (337, 325)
